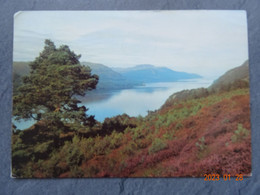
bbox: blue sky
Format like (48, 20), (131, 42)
(14, 11), (248, 79)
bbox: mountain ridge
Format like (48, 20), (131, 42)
(13, 61), (203, 91)
(81, 62), (140, 90)
(113, 64), (202, 83)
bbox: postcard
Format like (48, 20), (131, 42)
(12, 11), (251, 178)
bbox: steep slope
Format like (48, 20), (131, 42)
(209, 60), (249, 92)
(163, 60), (249, 109)
(114, 64), (202, 83)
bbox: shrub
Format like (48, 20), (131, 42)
(162, 131), (174, 140)
(165, 114), (176, 127)
(110, 131), (123, 149)
(93, 135), (111, 155)
(148, 138), (168, 154)
(155, 116), (166, 130)
(101, 114), (136, 135)
(41, 152), (64, 177)
(80, 137), (95, 160)
(135, 139), (150, 149)
(231, 124), (249, 143)
(34, 140), (53, 154)
(175, 122), (183, 130)
(132, 127), (145, 140)
(195, 136), (206, 151)
(84, 164), (100, 177)
(196, 136), (209, 160)
(61, 136), (84, 167)
(12, 149), (30, 163)
(69, 166), (84, 177)
(191, 103), (202, 115)
(121, 142), (137, 156)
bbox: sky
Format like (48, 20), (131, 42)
(13, 11), (248, 79)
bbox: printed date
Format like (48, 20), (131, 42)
(204, 174), (243, 181)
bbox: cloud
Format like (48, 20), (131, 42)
(13, 11), (248, 79)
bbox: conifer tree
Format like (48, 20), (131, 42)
(13, 39), (99, 131)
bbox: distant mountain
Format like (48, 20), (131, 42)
(81, 62), (140, 90)
(12, 61), (141, 91)
(13, 61), (203, 92)
(113, 64), (202, 83)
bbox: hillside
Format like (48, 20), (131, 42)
(81, 62), (140, 90)
(114, 64), (202, 83)
(12, 60), (251, 178)
(163, 60), (249, 108)
(13, 62), (202, 91)
(209, 60), (249, 92)
(13, 61), (140, 91)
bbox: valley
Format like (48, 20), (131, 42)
(12, 60), (251, 178)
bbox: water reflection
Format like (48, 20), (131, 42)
(81, 79), (212, 122)
(13, 79), (212, 129)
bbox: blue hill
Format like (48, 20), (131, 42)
(113, 64), (202, 83)
(81, 62), (141, 90)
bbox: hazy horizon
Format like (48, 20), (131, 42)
(14, 11), (249, 80)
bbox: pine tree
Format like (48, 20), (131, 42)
(13, 39), (99, 131)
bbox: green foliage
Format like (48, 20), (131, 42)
(31, 152), (63, 177)
(132, 126), (145, 140)
(165, 114), (176, 127)
(69, 166), (84, 177)
(231, 124), (249, 143)
(93, 135), (111, 155)
(80, 137), (95, 160)
(11, 74), (251, 177)
(195, 136), (209, 159)
(12, 135), (32, 172)
(137, 115), (144, 123)
(195, 136), (206, 151)
(190, 103), (202, 116)
(175, 122), (183, 130)
(155, 116), (165, 130)
(13, 39), (98, 131)
(121, 142), (137, 156)
(110, 131), (123, 149)
(22, 162), (34, 178)
(162, 131), (175, 140)
(61, 136), (84, 167)
(101, 114), (136, 135)
(34, 140), (53, 154)
(148, 138), (168, 154)
(36, 136), (85, 177)
(84, 165), (100, 177)
(12, 149), (30, 160)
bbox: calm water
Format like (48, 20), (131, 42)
(13, 79), (212, 130)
